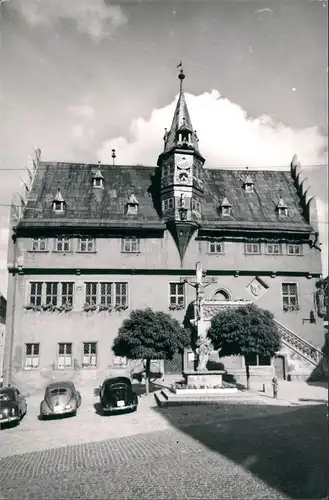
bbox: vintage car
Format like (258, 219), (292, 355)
(0, 387), (27, 428)
(40, 381), (81, 418)
(98, 376), (138, 414)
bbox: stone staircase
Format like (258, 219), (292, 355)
(274, 320), (327, 379)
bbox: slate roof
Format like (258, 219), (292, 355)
(18, 162), (312, 234)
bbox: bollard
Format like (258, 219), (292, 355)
(262, 383), (266, 393)
(272, 377), (278, 398)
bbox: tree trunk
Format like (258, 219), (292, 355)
(245, 359), (250, 390)
(145, 358), (151, 395)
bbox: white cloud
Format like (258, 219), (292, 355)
(11, 0), (128, 41)
(97, 89), (328, 273)
(97, 90), (327, 168)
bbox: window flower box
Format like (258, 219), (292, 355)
(42, 303), (57, 312)
(98, 304), (113, 312)
(114, 305), (128, 312)
(283, 305), (300, 312)
(169, 304), (185, 311)
(83, 302), (97, 312)
(56, 302), (73, 313)
(24, 304), (42, 312)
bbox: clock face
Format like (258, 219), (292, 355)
(175, 155), (192, 184)
(177, 157), (191, 170)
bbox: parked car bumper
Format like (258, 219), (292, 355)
(102, 403), (137, 413)
(0, 415), (20, 424)
(41, 407), (76, 417)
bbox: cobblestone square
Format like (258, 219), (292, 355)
(0, 383), (327, 499)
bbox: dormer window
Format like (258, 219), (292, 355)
(276, 193), (288, 217)
(243, 174), (254, 193)
(52, 187), (65, 213)
(93, 165), (104, 189)
(126, 193), (139, 215)
(220, 195), (232, 216)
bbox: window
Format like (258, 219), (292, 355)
(93, 178), (103, 188)
(213, 289), (230, 300)
(287, 243), (302, 255)
(25, 343), (40, 369)
(45, 282), (58, 306)
(85, 282), (97, 305)
(55, 237), (70, 252)
(278, 207), (288, 217)
(100, 282), (112, 306)
(221, 206), (231, 216)
(163, 198), (174, 211)
(32, 238), (47, 251)
(266, 243), (281, 255)
(122, 237), (140, 253)
(163, 163), (169, 177)
(79, 238), (95, 252)
(58, 343), (72, 369)
(169, 282), (185, 306)
(208, 241), (224, 254)
(245, 243), (261, 254)
(29, 282), (42, 306)
(53, 201), (64, 212)
(192, 199), (201, 212)
(82, 342), (97, 368)
(115, 282), (128, 306)
(282, 283), (299, 310)
(244, 184), (254, 193)
(84, 282), (127, 307)
(245, 354), (271, 366)
(61, 282), (74, 305)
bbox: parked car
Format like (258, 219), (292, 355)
(0, 387), (27, 428)
(98, 376), (138, 414)
(40, 381), (81, 419)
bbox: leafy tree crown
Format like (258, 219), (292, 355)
(112, 308), (190, 360)
(207, 304), (281, 358)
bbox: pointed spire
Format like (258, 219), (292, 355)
(162, 64), (201, 155)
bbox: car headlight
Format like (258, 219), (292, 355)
(3, 408), (9, 415)
(65, 404), (71, 410)
(11, 408), (16, 416)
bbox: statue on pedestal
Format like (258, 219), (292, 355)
(196, 337), (213, 372)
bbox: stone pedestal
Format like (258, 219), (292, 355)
(183, 370), (225, 388)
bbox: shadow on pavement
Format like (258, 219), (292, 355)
(152, 402), (327, 499)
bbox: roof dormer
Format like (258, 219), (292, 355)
(126, 192), (139, 215)
(243, 174), (254, 193)
(220, 193), (232, 216)
(276, 192), (288, 217)
(93, 162), (104, 189)
(52, 186), (65, 213)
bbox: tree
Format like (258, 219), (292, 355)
(207, 303), (281, 389)
(112, 308), (191, 394)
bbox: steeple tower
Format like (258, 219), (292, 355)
(157, 64), (206, 264)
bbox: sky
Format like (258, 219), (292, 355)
(0, 0), (328, 297)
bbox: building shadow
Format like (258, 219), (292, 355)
(151, 401), (327, 499)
